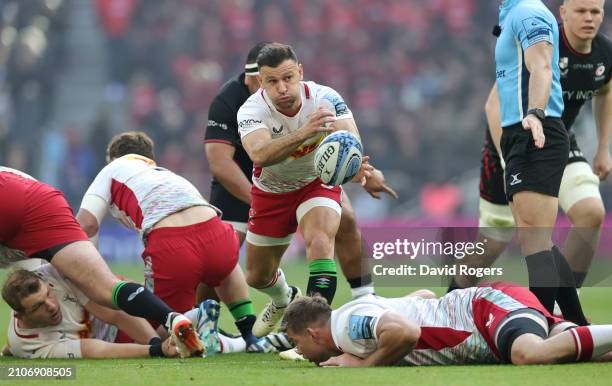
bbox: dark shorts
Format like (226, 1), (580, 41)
(500, 118), (569, 201)
(479, 127), (508, 205)
(209, 183), (250, 224)
(567, 130), (587, 165)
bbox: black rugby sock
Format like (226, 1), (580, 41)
(112, 282), (173, 327)
(525, 251), (558, 314)
(551, 246), (589, 326)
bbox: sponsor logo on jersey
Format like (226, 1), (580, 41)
(289, 134), (326, 160)
(238, 119), (263, 129)
(596, 64), (605, 77)
(349, 315), (377, 340)
(559, 57), (569, 77)
(272, 125), (284, 134)
(208, 120), (228, 130)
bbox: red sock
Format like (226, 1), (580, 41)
(569, 327), (594, 361)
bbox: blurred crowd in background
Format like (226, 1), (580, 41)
(0, 0), (611, 221)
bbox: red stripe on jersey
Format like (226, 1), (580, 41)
(415, 327), (471, 350)
(110, 179), (144, 229)
(204, 139), (234, 145)
(13, 317), (38, 339)
(304, 83), (310, 99)
(253, 166), (262, 179)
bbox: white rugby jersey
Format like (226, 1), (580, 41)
(80, 154), (214, 240)
(331, 287), (527, 365)
(7, 264), (116, 359)
(237, 81), (354, 193)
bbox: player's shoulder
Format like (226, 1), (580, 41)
(213, 74), (249, 106)
(238, 90), (271, 119)
(593, 32), (612, 59)
(510, 0), (555, 24)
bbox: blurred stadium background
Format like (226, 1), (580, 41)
(0, 0), (611, 262)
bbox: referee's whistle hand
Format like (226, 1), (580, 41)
(522, 115), (545, 149)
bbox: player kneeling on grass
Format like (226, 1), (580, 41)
(284, 283), (612, 367)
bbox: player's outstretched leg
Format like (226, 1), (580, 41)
(510, 324), (612, 364)
(51, 241), (203, 357)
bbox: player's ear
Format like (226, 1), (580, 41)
(306, 327), (317, 341)
(559, 4), (565, 20)
(298, 63), (304, 81)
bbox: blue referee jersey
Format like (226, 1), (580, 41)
(495, 0), (564, 127)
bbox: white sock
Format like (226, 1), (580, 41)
(351, 284), (375, 299)
(219, 334), (247, 353)
(257, 269), (291, 307)
(588, 325), (612, 358)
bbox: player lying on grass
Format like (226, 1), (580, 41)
(284, 282), (612, 367)
(1, 266), (293, 359)
(0, 167), (202, 357)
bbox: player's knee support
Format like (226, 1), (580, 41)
(478, 198), (515, 243)
(559, 162), (601, 214)
(495, 309), (548, 363)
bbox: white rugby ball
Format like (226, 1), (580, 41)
(314, 130), (363, 186)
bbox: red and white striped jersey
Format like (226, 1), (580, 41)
(237, 81), (354, 193)
(7, 264), (116, 359)
(80, 155), (214, 240)
(331, 287), (530, 365)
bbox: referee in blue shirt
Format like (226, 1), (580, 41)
(493, 0), (587, 325)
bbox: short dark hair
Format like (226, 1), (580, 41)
(284, 295), (331, 334)
(246, 41), (272, 64)
(107, 131), (155, 161)
(2, 270), (42, 313)
(256, 42), (299, 69)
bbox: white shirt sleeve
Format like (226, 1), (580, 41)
(315, 84), (354, 121)
(34, 340), (83, 359)
(79, 162), (118, 223)
(237, 97), (270, 139)
(332, 302), (389, 358)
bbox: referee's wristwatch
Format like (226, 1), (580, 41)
(526, 108), (545, 122)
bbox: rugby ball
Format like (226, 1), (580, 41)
(314, 130), (363, 186)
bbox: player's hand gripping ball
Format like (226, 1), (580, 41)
(314, 130), (363, 186)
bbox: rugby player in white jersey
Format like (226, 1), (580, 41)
(285, 283), (612, 367)
(0, 167), (201, 357)
(2, 265), (178, 359)
(237, 43), (372, 336)
(76, 132), (274, 354)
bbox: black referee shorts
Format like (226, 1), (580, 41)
(209, 183), (250, 224)
(501, 118), (569, 201)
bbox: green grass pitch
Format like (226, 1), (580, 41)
(0, 262), (611, 386)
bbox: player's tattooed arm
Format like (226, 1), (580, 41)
(593, 79), (612, 180)
(242, 109), (335, 167)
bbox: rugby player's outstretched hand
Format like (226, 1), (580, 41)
(351, 155), (374, 186)
(363, 169), (398, 199)
(522, 114), (545, 149)
(301, 108), (336, 139)
(320, 353), (366, 368)
(593, 150), (612, 180)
